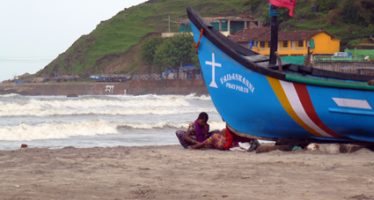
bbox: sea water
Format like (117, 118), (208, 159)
(0, 94), (225, 150)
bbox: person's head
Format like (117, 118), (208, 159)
(196, 112), (209, 126)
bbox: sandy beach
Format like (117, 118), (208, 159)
(0, 145), (373, 200)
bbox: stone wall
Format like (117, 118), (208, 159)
(0, 80), (208, 96)
(313, 61), (374, 75)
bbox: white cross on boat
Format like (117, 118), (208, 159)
(205, 52), (222, 88)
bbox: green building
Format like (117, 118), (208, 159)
(178, 16), (262, 37)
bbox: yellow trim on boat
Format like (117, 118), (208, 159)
(267, 77), (321, 137)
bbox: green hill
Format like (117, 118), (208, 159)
(39, 0), (248, 77)
(39, 0), (374, 78)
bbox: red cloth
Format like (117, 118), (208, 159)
(223, 128), (234, 150)
(269, 0), (297, 16)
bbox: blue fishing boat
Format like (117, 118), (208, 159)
(187, 7), (374, 144)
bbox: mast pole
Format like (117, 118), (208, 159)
(168, 15), (171, 32)
(269, 5), (278, 65)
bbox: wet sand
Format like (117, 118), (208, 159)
(0, 145), (373, 200)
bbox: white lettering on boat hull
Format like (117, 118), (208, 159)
(220, 73), (255, 94)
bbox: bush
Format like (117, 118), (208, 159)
(339, 0), (374, 26)
(142, 34), (198, 72)
(141, 37), (163, 65)
(315, 0), (338, 12)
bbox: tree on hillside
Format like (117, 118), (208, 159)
(315, 0), (338, 12)
(153, 34), (197, 72)
(171, 34), (196, 67)
(244, 0), (263, 13)
(339, 0), (374, 26)
(141, 37), (163, 73)
(154, 38), (178, 71)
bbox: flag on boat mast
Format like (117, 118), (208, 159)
(268, 0), (296, 16)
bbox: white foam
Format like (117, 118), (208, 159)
(209, 121), (226, 130)
(0, 119), (226, 141)
(118, 120), (225, 130)
(0, 93), (19, 98)
(0, 120), (119, 141)
(0, 94), (216, 117)
(0, 94), (225, 144)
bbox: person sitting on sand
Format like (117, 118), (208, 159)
(176, 112), (210, 148)
(189, 128), (232, 150)
(190, 127), (259, 151)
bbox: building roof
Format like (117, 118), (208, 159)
(228, 27), (270, 42)
(228, 27), (334, 42)
(179, 15), (258, 24)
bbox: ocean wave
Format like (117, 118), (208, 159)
(0, 93), (21, 98)
(117, 120), (226, 131)
(0, 119), (226, 141)
(0, 120), (119, 141)
(0, 104), (218, 117)
(0, 94), (215, 117)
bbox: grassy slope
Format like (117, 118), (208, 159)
(249, 0), (374, 45)
(40, 0), (247, 77)
(40, 0), (374, 77)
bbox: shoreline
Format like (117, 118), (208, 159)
(0, 145), (373, 200)
(0, 79), (208, 96)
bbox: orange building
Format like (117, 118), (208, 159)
(229, 27), (340, 56)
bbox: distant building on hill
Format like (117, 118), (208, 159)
(351, 37), (374, 50)
(162, 15), (262, 38)
(89, 74), (131, 82)
(228, 27), (340, 56)
(161, 65), (201, 80)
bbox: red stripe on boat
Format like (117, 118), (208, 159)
(294, 84), (340, 138)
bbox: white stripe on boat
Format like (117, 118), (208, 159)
(332, 98), (372, 110)
(281, 81), (332, 137)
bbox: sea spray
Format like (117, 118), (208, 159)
(0, 120), (118, 141)
(0, 94), (216, 117)
(0, 94), (224, 148)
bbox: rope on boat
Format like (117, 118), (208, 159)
(194, 28), (204, 52)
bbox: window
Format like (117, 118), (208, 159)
(282, 41), (288, 48)
(298, 40), (304, 47)
(260, 41), (265, 48)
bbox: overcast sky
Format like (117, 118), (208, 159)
(0, 0), (147, 81)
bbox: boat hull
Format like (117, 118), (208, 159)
(190, 18), (374, 143)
